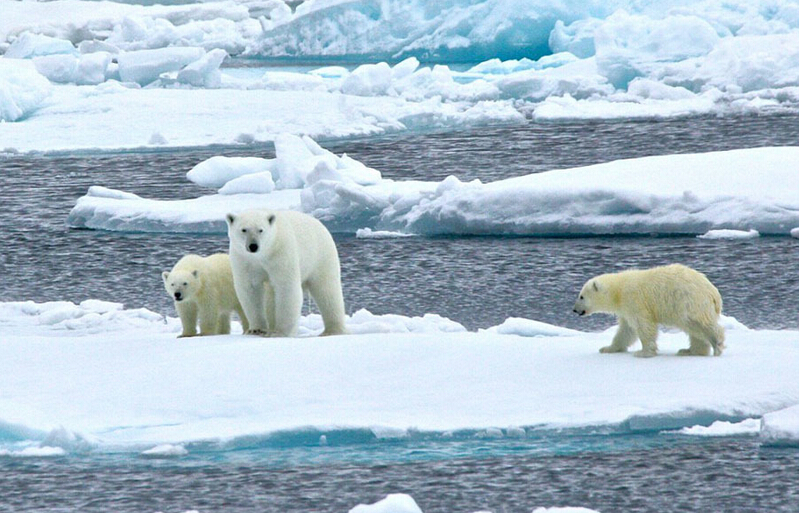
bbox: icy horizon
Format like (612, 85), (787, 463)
(3, 0), (799, 152)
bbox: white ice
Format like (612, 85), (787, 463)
(675, 418), (761, 437)
(2, 299), (799, 452)
(68, 143), (799, 237)
(697, 229), (760, 240)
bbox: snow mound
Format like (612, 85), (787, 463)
(676, 418), (761, 437)
(0, 59), (52, 122)
(481, 318), (583, 338)
(141, 444), (188, 458)
(698, 229), (759, 240)
(760, 405), (799, 446)
(349, 494), (422, 513)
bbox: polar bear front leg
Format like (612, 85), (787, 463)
(271, 280), (303, 337)
(633, 320), (658, 358)
(176, 301), (198, 338)
(600, 318), (636, 353)
(235, 278), (270, 336)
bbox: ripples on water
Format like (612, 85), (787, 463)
(3, 114), (799, 512)
(0, 439), (797, 512)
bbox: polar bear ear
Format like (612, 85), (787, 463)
(162, 271), (170, 283)
(592, 280), (601, 292)
(268, 214), (275, 225)
(225, 213), (236, 226)
(192, 269), (199, 278)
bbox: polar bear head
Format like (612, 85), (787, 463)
(225, 210), (277, 255)
(162, 267), (200, 303)
(573, 278), (606, 316)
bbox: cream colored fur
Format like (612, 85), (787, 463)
(162, 253), (248, 337)
(573, 263), (725, 358)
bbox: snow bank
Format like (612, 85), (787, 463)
(69, 145), (799, 237)
(141, 444), (188, 458)
(0, 58), (52, 122)
(1, 299), (798, 452)
(760, 405), (799, 445)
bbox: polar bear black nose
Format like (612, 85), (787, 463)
(248, 243), (259, 253)
(174, 292), (182, 301)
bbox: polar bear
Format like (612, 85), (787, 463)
(162, 253), (249, 337)
(573, 263), (725, 358)
(226, 209), (347, 337)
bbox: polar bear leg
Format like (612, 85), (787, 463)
(265, 282), (276, 334)
(272, 280), (303, 337)
(677, 334), (711, 356)
(176, 301), (198, 337)
(236, 279), (270, 335)
(600, 318), (636, 353)
(217, 313), (231, 335)
(307, 279), (346, 336)
(633, 320), (658, 358)
(686, 320), (725, 356)
(198, 305), (219, 336)
(235, 305), (249, 333)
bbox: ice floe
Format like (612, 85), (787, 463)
(68, 143), (799, 237)
(1, 298), (799, 452)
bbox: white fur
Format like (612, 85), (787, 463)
(226, 209), (346, 337)
(573, 263), (725, 358)
(162, 253), (248, 337)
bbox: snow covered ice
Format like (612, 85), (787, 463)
(68, 142), (799, 237)
(2, 299), (799, 454)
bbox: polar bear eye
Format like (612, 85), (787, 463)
(580, 295), (584, 300)
(183, 282), (188, 286)
(241, 228), (247, 233)
(258, 229), (263, 233)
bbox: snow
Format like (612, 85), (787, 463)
(0, 58), (52, 122)
(349, 494), (423, 513)
(69, 144), (799, 237)
(761, 405), (799, 445)
(1, 299), (799, 453)
(676, 418), (761, 437)
(698, 229), (760, 240)
(141, 444), (189, 458)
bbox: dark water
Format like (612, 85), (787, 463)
(2, 115), (799, 512)
(1, 438), (797, 513)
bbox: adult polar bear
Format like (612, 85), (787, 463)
(573, 264), (725, 357)
(162, 253), (248, 337)
(226, 209), (347, 337)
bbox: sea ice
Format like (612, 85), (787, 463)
(68, 144), (799, 237)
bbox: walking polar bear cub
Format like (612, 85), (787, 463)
(162, 253), (249, 337)
(226, 209), (347, 337)
(573, 264), (725, 358)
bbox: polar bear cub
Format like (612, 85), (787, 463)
(162, 253), (249, 337)
(573, 263), (725, 358)
(226, 209), (347, 337)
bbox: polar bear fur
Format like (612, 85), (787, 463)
(573, 263), (725, 358)
(162, 253), (249, 337)
(226, 209), (346, 337)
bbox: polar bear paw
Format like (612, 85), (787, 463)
(633, 349), (657, 358)
(599, 345), (627, 354)
(246, 329), (270, 337)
